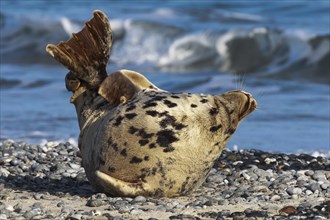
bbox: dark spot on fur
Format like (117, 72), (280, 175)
(125, 113), (137, 120)
(130, 156), (143, 164)
(227, 128), (236, 135)
(229, 109), (235, 115)
(144, 156), (149, 161)
(108, 166), (116, 173)
(149, 85), (154, 89)
(152, 96), (167, 101)
(191, 104), (197, 108)
(153, 188), (164, 197)
(163, 146), (175, 153)
(114, 116), (124, 126)
(126, 105), (136, 112)
(139, 139), (149, 146)
(146, 110), (159, 117)
(210, 125), (222, 132)
(156, 129), (178, 149)
(163, 100), (178, 108)
(142, 101), (157, 108)
(171, 95), (180, 99)
(200, 99), (208, 103)
(158, 111), (169, 117)
(138, 129), (154, 139)
(120, 149), (127, 157)
(159, 115), (176, 128)
(149, 143), (156, 149)
(174, 123), (187, 130)
(128, 126), (139, 134)
(209, 107), (219, 115)
(111, 143), (119, 151)
(152, 167), (157, 175)
(180, 176), (191, 194)
(224, 135), (231, 141)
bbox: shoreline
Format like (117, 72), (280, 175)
(0, 140), (329, 219)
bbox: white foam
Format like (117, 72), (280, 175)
(60, 17), (82, 36)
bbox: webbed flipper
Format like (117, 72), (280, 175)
(46, 10), (112, 90)
(95, 170), (152, 197)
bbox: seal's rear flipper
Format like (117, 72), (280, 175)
(98, 70), (160, 105)
(46, 10), (112, 90)
(95, 170), (152, 197)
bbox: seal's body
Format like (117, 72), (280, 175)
(46, 10), (257, 197)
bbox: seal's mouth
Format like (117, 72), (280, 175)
(238, 92), (257, 121)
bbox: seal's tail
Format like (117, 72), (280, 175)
(46, 10), (112, 90)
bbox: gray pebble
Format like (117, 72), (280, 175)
(308, 183), (321, 192)
(130, 208), (144, 215)
(86, 199), (104, 207)
(132, 195), (147, 203)
(321, 183), (329, 190)
(61, 206), (73, 214)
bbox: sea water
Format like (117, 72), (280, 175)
(0, 0), (329, 155)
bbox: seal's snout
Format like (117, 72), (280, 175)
(237, 91), (257, 121)
(222, 90), (257, 121)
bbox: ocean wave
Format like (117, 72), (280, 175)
(0, 13), (329, 83)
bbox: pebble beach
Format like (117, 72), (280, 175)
(0, 140), (329, 219)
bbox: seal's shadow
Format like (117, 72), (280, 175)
(0, 174), (95, 198)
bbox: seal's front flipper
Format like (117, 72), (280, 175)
(46, 10), (112, 90)
(98, 70), (160, 105)
(95, 170), (152, 197)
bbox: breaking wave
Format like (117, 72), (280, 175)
(0, 12), (329, 83)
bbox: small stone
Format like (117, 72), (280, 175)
(23, 211), (35, 219)
(33, 193), (43, 200)
(279, 206), (296, 215)
(132, 195), (147, 203)
(13, 203), (22, 213)
(305, 190), (313, 195)
(118, 206), (130, 214)
(264, 158), (276, 164)
(68, 163), (80, 169)
(305, 170), (314, 176)
(309, 183), (321, 192)
(130, 208), (143, 215)
(271, 195), (281, 201)
(286, 187), (302, 195)
(61, 206), (73, 214)
(86, 199), (104, 207)
(321, 183), (329, 190)
(203, 200), (213, 206)
(10, 159), (19, 166)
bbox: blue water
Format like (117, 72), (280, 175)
(1, 0), (329, 155)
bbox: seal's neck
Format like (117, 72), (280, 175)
(72, 90), (109, 130)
